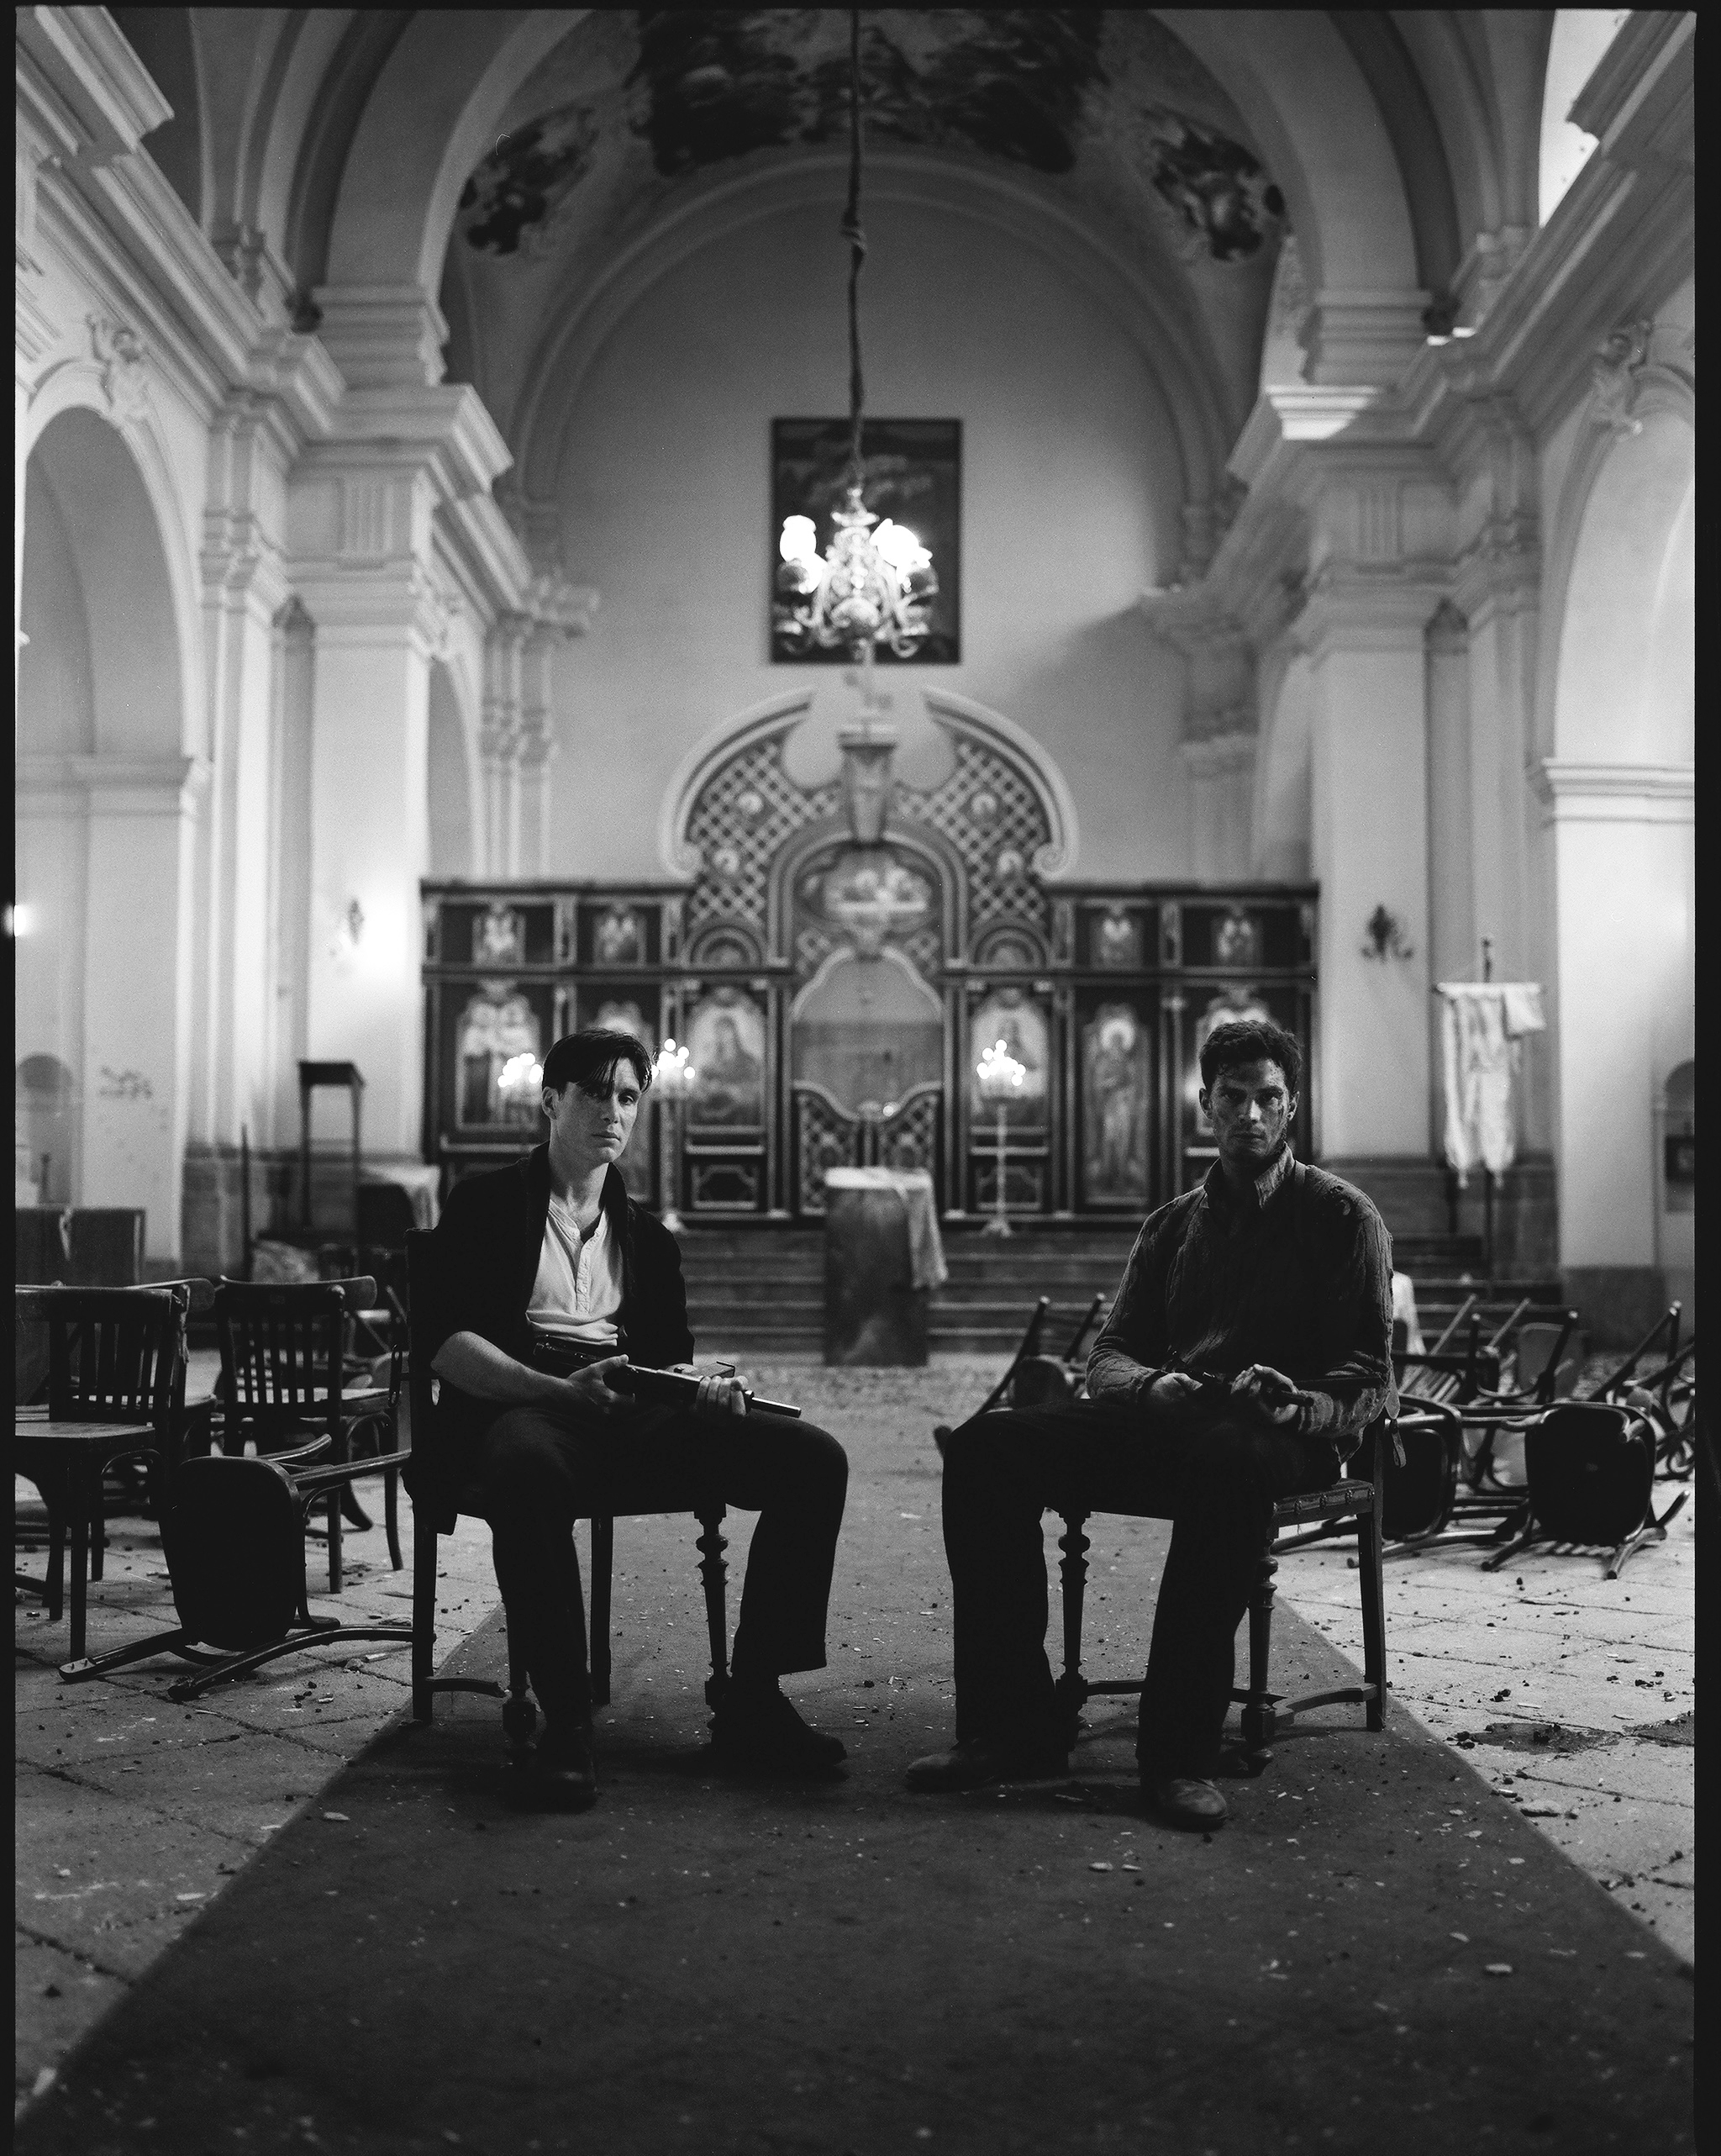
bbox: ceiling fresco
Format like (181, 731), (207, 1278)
(459, 10), (1282, 265)
(446, 9), (1287, 446)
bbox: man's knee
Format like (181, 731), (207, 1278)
(479, 1409), (576, 1515)
(792, 1421), (848, 1501)
(1178, 1421), (1283, 1520)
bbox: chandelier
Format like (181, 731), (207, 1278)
(775, 11), (938, 666)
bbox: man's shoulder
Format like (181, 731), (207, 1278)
(1291, 1162), (1388, 1238)
(441, 1151), (537, 1225)
(627, 1202), (682, 1268)
(1133, 1186), (1204, 1247)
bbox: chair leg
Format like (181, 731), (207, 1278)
(1054, 1511), (1091, 1742)
(59, 1627), (198, 1683)
(1239, 1540), (1278, 1770)
(382, 1467), (403, 1571)
(411, 1518), (438, 1722)
(67, 1468), (91, 1665)
(162, 1621), (413, 1703)
(327, 1486), (342, 1594)
(697, 1506), (729, 1708)
(45, 1496), (66, 1624)
(1358, 1503), (1387, 1732)
(589, 1516), (614, 1709)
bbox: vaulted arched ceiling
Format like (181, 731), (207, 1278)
(131, 9), (1555, 456)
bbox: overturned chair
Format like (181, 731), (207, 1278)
(403, 1229), (733, 1755)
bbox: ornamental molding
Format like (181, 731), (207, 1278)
(14, 752), (211, 816)
(87, 313), (150, 420)
(1531, 760), (1694, 823)
(525, 569), (598, 640)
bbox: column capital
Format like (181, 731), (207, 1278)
(1451, 514), (1540, 621)
(526, 568), (598, 640)
(1293, 572), (1445, 660)
(1297, 290), (1432, 389)
(1178, 730), (1256, 780)
(310, 285), (450, 393)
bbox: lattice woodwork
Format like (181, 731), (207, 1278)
(686, 738), (840, 930)
(794, 1090), (860, 1215)
(880, 1088), (940, 1175)
(685, 724), (1052, 956)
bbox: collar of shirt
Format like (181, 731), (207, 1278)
(1203, 1141), (1297, 1216)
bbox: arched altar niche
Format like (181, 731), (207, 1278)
(666, 689), (1068, 1213)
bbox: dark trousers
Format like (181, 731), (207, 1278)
(471, 1403), (848, 1731)
(940, 1398), (1337, 1778)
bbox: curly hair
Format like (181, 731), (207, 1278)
(1197, 1016), (1302, 1095)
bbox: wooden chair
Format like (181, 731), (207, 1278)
(212, 1276), (407, 1589)
(1050, 1415), (1397, 1773)
(403, 1230), (733, 1756)
(13, 1284), (205, 1662)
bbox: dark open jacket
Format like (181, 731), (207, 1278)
(403, 1147), (694, 1531)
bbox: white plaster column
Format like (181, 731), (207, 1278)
(289, 387), (515, 1158)
(1453, 524), (1539, 986)
(516, 626), (558, 880)
(1179, 732), (1257, 883)
(514, 574), (595, 877)
(481, 614), (526, 876)
(1424, 600), (1473, 1152)
(294, 560), (439, 1162)
(195, 397), (292, 1157)
(1300, 583), (1435, 1157)
(1536, 762), (1694, 1308)
(73, 756), (208, 1261)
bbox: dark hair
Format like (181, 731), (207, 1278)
(1198, 1016), (1302, 1096)
(540, 1028), (654, 1099)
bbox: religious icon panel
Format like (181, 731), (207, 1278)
(1080, 997), (1153, 1209)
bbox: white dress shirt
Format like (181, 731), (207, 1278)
(527, 1196), (623, 1346)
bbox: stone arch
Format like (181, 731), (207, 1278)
(323, 12), (588, 298)
(1547, 393), (1694, 767)
(427, 655), (482, 878)
(23, 370), (203, 759)
(15, 402), (201, 1251)
(1154, 9), (1420, 300)
(20, 408), (185, 758)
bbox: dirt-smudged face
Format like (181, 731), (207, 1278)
(1199, 1057), (1294, 1177)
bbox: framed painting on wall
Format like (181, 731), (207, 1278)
(771, 418), (960, 663)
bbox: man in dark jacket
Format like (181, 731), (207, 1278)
(420, 1028), (849, 1808)
(906, 1018), (1395, 1829)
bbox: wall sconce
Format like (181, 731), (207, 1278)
(329, 899), (366, 960)
(1360, 905), (1414, 961)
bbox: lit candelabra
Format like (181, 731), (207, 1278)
(497, 1051), (545, 1128)
(976, 1037), (1026, 1238)
(776, 495), (937, 666)
(653, 1038), (697, 1234)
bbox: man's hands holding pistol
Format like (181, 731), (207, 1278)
(1145, 1363), (1303, 1428)
(552, 1357), (749, 1422)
